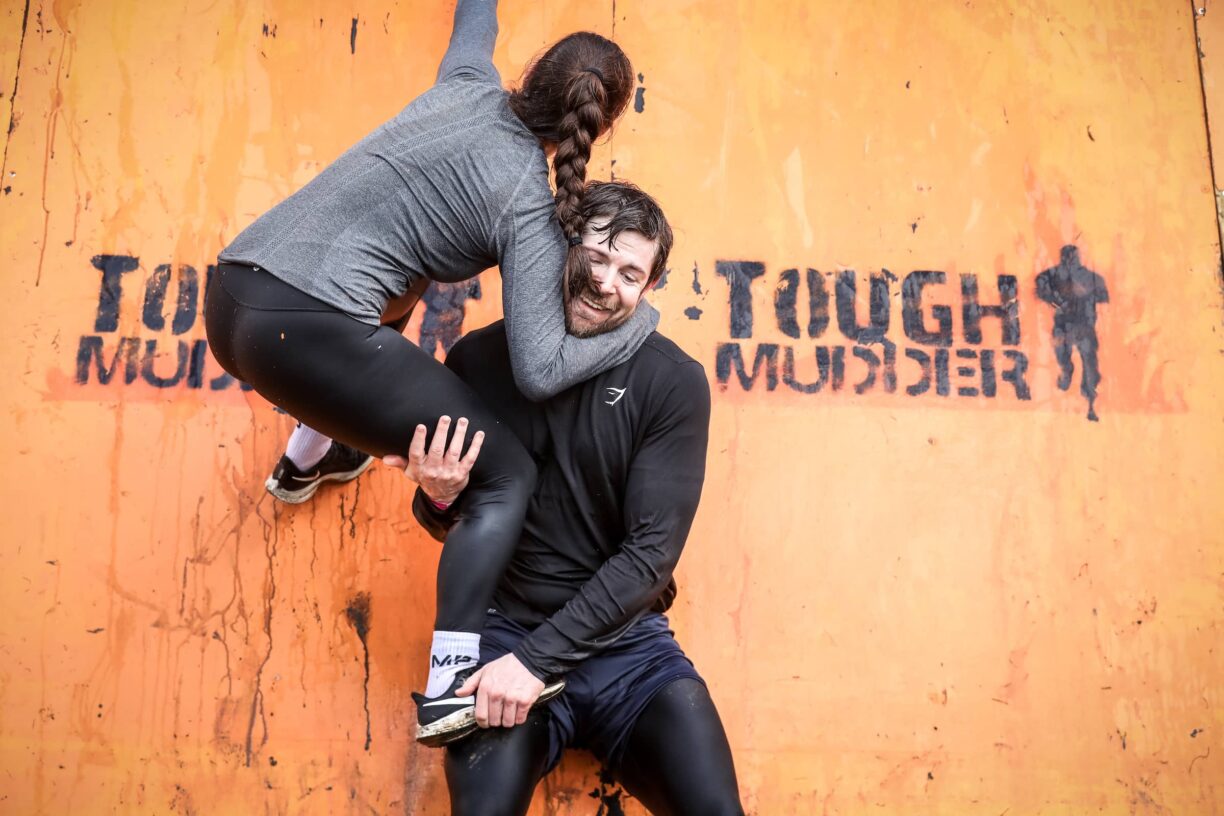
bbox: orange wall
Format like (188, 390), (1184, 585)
(2, 1), (1222, 813)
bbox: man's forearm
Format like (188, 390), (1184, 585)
(511, 560), (675, 679)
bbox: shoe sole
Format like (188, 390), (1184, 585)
(265, 456), (374, 504)
(415, 681), (566, 748)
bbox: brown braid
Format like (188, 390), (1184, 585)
(552, 72), (608, 297)
(553, 71), (607, 239)
(506, 32), (634, 301)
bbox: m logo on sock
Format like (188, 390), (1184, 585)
(431, 654), (477, 668)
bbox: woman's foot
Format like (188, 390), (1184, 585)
(413, 672), (566, 747)
(265, 441), (373, 503)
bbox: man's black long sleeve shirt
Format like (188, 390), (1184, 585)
(412, 321), (710, 679)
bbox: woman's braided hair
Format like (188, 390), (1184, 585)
(508, 32), (633, 299)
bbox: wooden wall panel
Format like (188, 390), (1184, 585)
(1, 1), (1221, 813)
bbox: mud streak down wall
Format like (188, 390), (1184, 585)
(1, 1), (1222, 813)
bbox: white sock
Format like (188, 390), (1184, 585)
(425, 630), (481, 698)
(284, 424), (333, 471)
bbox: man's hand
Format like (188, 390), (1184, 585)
(383, 415), (484, 506)
(455, 653), (545, 728)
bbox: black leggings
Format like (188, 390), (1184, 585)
(204, 263), (536, 633)
(445, 678), (744, 816)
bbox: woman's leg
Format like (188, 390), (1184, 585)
(283, 423), (334, 470)
(258, 282), (428, 503)
(206, 265), (535, 689)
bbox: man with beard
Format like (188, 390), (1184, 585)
(390, 182), (744, 815)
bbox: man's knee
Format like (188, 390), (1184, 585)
(689, 800), (745, 816)
(653, 771), (744, 816)
(633, 787), (744, 816)
(619, 678), (744, 815)
(449, 800), (526, 816)
(693, 793), (746, 816)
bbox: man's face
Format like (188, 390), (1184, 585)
(564, 218), (658, 338)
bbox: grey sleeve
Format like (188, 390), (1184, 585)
(436, 0), (501, 85)
(497, 195), (661, 401)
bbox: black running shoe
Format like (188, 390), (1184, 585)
(264, 441), (373, 504)
(412, 670), (566, 748)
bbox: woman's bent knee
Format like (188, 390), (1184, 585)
(472, 447), (537, 508)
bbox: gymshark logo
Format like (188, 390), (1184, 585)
(431, 654), (477, 668)
(604, 387), (627, 406)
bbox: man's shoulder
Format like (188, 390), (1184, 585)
(638, 332), (703, 371)
(447, 320), (510, 372)
(452, 320), (508, 351)
(451, 324), (706, 397)
(633, 333), (709, 404)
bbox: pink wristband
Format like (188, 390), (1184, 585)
(429, 497), (452, 512)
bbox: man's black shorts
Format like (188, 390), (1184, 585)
(479, 610), (704, 771)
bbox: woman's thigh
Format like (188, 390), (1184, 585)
(227, 299), (528, 480)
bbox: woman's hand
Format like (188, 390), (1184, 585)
(383, 415), (483, 506)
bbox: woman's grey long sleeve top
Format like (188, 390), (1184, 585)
(219, 0), (658, 399)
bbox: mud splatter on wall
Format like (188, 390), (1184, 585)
(1, 1), (1222, 813)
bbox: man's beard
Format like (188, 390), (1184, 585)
(565, 286), (626, 338)
(566, 313), (608, 337)
(566, 315), (601, 338)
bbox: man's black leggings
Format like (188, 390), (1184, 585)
(204, 263), (536, 633)
(445, 678), (744, 816)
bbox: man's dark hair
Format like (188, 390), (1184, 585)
(580, 181), (673, 286)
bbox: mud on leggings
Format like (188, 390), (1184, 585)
(444, 678), (744, 816)
(205, 263), (537, 634)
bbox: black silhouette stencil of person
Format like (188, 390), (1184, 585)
(1036, 245), (1109, 421)
(419, 279), (482, 359)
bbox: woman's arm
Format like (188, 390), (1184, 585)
(497, 195), (660, 401)
(436, 0), (501, 85)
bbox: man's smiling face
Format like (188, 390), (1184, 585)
(564, 217), (659, 338)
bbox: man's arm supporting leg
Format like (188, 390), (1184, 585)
(445, 709), (552, 816)
(617, 678), (745, 816)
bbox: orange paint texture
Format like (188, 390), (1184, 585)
(2, 1), (1223, 813)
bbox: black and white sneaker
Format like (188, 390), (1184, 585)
(412, 670), (566, 748)
(264, 442), (373, 504)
